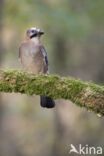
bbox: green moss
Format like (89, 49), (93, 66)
(0, 70), (104, 115)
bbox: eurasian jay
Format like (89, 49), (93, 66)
(19, 27), (55, 108)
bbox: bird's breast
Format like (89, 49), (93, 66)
(21, 45), (45, 74)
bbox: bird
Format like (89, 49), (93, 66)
(19, 27), (55, 108)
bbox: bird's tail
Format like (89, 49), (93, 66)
(40, 96), (55, 108)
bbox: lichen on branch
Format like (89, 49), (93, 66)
(0, 70), (104, 116)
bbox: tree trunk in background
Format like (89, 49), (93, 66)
(0, 0), (4, 126)
(52, 35), (70, 156)
(0, 0), (5, 155)
(53, 35), (68, 75)
(0, 0), (4, 62)
(0, 2), (24, 155)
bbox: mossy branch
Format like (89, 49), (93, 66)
(0, 70), (104, 115)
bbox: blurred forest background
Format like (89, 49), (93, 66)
(0, 0), (104, 156)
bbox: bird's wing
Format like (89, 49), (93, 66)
(40, 45), (49, 73)
(19, 44), (23, 63)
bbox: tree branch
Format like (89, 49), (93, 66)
(0, 70), (104, 115)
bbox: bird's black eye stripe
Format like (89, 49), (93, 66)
(30, 33), (37, 38)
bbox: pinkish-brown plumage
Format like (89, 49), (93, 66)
(19, 40), (48, 74)
(19, 27), (55, 108)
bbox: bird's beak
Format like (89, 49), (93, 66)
(38, 30), (44, 35)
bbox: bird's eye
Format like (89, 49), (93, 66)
(31, 30), (35, 33)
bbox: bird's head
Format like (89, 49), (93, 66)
(26, 27), (44, 39)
